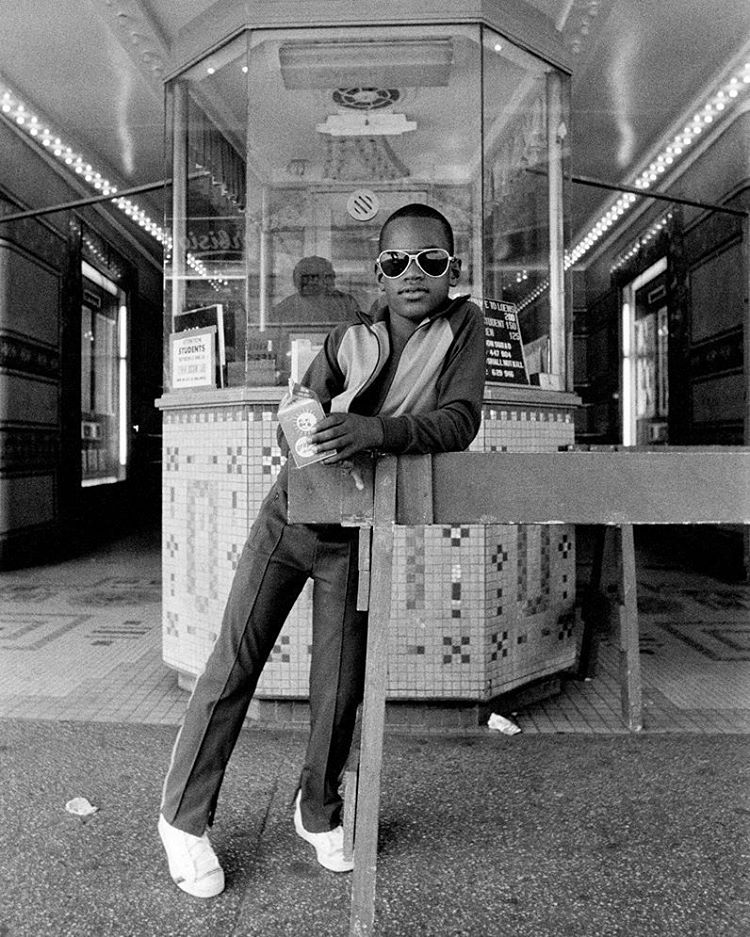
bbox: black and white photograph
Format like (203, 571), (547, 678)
(1, 2), (749, 935)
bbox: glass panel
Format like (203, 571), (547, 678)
(164, 33), (249, 389)
(635, 270), (669, 444)
(482, 27), (570, 386)
(164, 23), (569, 390)
(80, 262), (127, 486)
(244, 24), (481, 386)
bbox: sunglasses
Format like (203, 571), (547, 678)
(376, 248), (454, 279)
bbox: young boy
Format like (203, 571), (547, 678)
(158, 203), (486, 897)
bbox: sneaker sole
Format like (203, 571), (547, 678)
(171, 870), (225, 899)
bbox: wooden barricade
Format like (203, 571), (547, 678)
(288, 447), (750, 936)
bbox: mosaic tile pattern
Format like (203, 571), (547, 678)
(658, 622), (750, 661)
(160, 398), (578, 701)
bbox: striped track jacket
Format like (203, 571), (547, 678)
(301, 294), (486, 455)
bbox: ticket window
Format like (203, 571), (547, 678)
(164, 25), (570, 390)
(80, 261), (128, 486)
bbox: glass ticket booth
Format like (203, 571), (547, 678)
(159, 5), (579, 719)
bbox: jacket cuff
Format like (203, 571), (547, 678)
(377, 415), (409, 452)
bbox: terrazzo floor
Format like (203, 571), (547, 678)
(1, 524), (748, 734)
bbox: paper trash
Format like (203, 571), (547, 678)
(487, 713), (521, 735)
(65, 797), (99, 817)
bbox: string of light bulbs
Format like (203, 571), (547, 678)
(2, 49), (748, 301)
(566, 56), (749, 269)
(0, 76), (235, 291)
(519, 54), (750, 310)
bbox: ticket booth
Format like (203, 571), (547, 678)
(157, 0), (579, 722)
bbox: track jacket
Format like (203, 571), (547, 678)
(300, 294), (486, 454)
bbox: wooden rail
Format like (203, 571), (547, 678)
(288, 447), (750, 936)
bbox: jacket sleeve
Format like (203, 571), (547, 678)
(377, 302), (485, 454)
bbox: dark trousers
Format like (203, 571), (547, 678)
(161, 480), (367, 835)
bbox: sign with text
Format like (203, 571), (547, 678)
(481, 298), (529, 385)
(173, 304), (226, 368)
(170, 326), (217, 390)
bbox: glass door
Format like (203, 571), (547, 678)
(80, 261), (128, 486)
(621, 257), (668, 445)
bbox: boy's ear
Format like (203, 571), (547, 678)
(375, 263), (386, 291)
(449, 257), (462, 286)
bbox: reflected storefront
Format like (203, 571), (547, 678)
(158, 3), (580, 717)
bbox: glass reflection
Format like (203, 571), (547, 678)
(165, 24), (569, 389)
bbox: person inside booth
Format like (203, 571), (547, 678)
(270, 255), (363, 383)
(272, 255), (362, 325)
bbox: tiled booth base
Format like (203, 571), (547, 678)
(157, 386), (580, 722)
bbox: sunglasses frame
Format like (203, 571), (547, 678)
(375, 248), (455, 279)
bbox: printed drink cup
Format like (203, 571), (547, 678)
(278, 380), (332, 468)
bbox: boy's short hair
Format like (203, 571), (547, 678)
(379, 203), (455, 254)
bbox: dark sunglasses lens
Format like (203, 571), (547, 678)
(379, 251), (409, 277)
(418, 250), (450, 276)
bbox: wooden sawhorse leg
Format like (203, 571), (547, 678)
(617, 524), (642, 732)
(349, 457), (397, 936)
(577, 525), (643, 732)
(341, 523), (372, 864)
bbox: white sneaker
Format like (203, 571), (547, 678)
(293, 792), (354, 873)
(158, 814), (225, 898)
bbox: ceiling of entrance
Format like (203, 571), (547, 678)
(2, 0), (748, 265)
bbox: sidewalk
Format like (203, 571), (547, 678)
(0, 718), (747, 936)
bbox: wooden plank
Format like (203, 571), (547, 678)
(356, 528), (372, 612)
(617, 524), (643, 731)
(287, 454), (375, 526)
(396, 454), (434, 525)
(350, 456), (397, 937)
(342, 767), (358, 864)
(424, 451), (750, 525)
(341, 454), (376, 526)
(289, 449), (750, 527)
(343, 712), (363, 864)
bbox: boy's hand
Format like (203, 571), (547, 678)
(310, 413), (384, 463)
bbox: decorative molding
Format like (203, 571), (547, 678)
(689, 328), (743, 380)
(559, 0), (607, 56)
(0, 332), (60, 380)
(0, 426), (60, 474)
(96, 0), (173, 87)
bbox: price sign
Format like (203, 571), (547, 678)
(481, 298), (529, 385)
(170, 325), (217, 390)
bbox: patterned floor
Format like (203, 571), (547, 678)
(1, 525), (748, 734)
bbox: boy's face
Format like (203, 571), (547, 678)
(377, 216), (461, 323)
